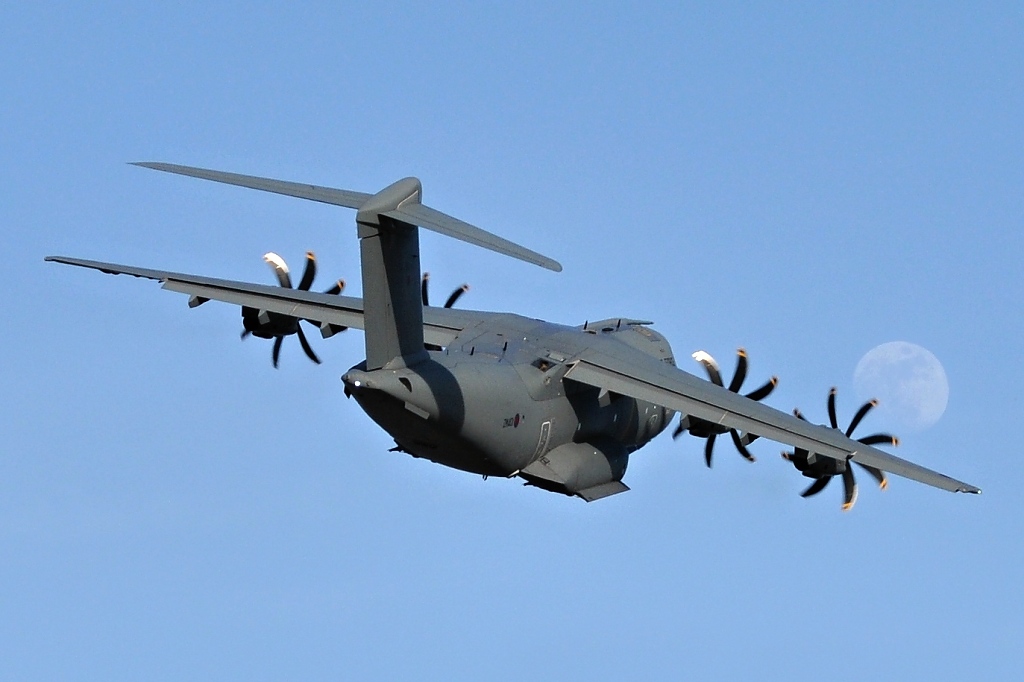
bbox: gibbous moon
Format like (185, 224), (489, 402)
(852, 342), (949, 432)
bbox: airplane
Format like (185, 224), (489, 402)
(47, 162), (981, 509)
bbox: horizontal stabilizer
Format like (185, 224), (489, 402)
(131, 162), (371, 208)
(383, 203), (561, 272)
(133, 162), (562, 272)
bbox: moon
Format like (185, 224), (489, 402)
(852, 341), (949, 433)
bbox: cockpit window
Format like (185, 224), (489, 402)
(532, 358), (553, 372)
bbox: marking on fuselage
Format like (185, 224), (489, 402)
(503, 413), (523, 428)
(534, 420), (552, 459)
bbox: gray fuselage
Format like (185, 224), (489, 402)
(342, 313), (677, 483)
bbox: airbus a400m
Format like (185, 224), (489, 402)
(48, 163), (980, 508)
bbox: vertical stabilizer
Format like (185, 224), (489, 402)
(127, 163), (563, 367)
(356, 178), (428, 370)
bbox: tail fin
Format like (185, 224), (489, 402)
(355, 177), (428, 369)
(133, 163), (561, 369)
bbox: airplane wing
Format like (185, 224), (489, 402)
(564, 343), (981, 495)
(44, 256), (484, 348)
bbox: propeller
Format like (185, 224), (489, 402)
(240, 251), (346, 368)
(421, 272), (470, 352)
(421, 272), (469, 309)
(672, 348), (779, 466)
(783, 387), (898, 511)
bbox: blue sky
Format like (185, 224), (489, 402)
(3, 3), (1021, 679)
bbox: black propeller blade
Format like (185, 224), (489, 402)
(421, 272), (471, 352)
(240, 251), (346, 368)
(421, 272), (470, 308)
(672, 348), (778, 466)
(784, 388), (899, 511)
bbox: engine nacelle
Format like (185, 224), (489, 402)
(787, 448), (846, 479)
(241, 305), (299, 339)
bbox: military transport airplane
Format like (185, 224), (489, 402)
(47, 163), (981, 509)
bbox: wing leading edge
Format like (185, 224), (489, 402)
(564, 347), (980, 495)
(44, 256), (479, 348)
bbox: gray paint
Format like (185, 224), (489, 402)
(355, 178), (428, 370)
(45, 164), (982, 502)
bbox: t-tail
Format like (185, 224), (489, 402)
(131, 162), (561, 370)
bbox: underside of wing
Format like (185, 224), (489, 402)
(44, 256), (477, 348)
(564, 347), (980, 495)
